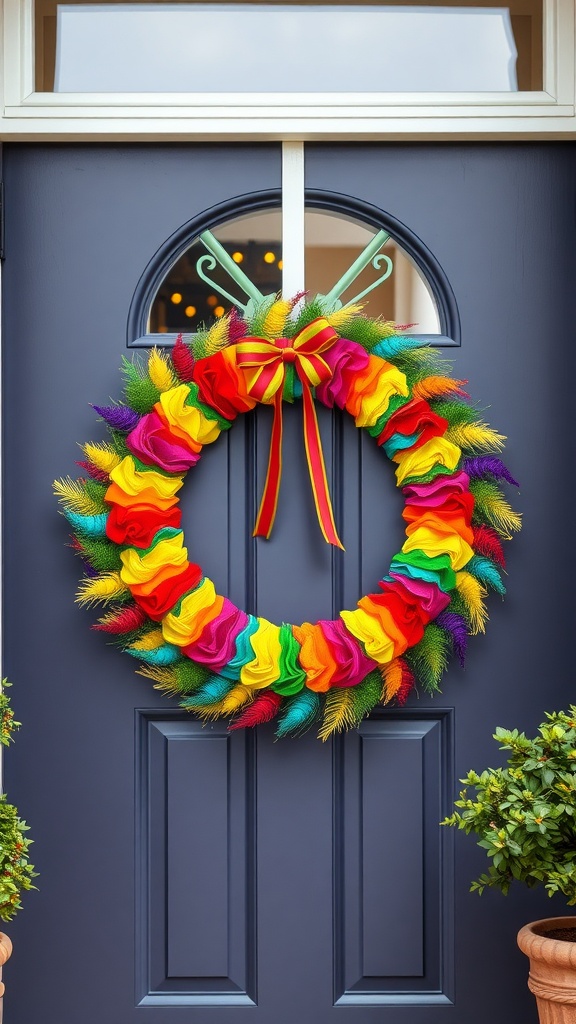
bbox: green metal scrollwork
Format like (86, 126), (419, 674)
(344, 252), (393, 306)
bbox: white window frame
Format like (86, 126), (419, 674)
(0, 0), (575, 138)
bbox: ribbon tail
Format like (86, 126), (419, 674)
(253, 390), (283, 540)
(301, 383), (344, 550)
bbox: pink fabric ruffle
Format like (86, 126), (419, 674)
(388, 573), (451, 618)
(183, 599), (248, 670)
(317, 618), (378, 687)
(127, 409), (202, 473)
(315, 339), (370, 410)
(402, 470), (470, 507)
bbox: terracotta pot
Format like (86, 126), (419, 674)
(0, 932), (12, 1022)
(518, 918), (576, 1023)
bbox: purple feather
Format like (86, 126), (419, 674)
(80, 559), (99, 579)
(463, 455), (519, 488)
(92, 404), (140, 432)
(436, 611), (468, 667)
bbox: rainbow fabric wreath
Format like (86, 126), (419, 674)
(54, 297), (521, 739)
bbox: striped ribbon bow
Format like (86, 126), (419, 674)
(235, 317), (344, 549)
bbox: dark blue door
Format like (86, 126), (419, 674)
(3, 143), (575, 1023)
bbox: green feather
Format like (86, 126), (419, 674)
(190, 328), (210, 360)
(394, 347), (448, 385)
(470, 479), (522, 536)
(121, 356), (161, 413)
(289, 297), (327, 335)
(247, 293), (276, 336)
(351, 671), (383, 720)
(340, 317), (396, 351)
(431, 399), (478, 426)
(318, 672), (382, 741)
(83, 479), (109, 511)
(406, 623), (451, 693)
(445, 590), (468, 622)
(142, 659), (212, 696)
(107, 429), (131, 461)
(77, 537), (122, 572)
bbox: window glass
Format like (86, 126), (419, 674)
(36, 0), (543, 93)
(149, 212), (282, 334)
(147, 207), (441, 338)
(305, 211), (440, 334)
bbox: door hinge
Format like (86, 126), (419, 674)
(0, 183), (4, 261)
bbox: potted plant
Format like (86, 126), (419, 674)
(443, 706), (576, 1023)
(0, 682), (36, 1009)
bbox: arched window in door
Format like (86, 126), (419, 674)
(129, 191), (459, 348)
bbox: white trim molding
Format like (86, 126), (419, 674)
(0, 0), (575, 140)
(281, 143), (305, 299)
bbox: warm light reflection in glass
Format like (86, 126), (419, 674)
(185, 305), (196, 317)
(263, 251), (276, 264)
(214, 306), (225, 318)
(170, 292), (182, 304)
(278, 259), (284, 271)
(232, 251), (244, 263)
(207, 295), (218, 307)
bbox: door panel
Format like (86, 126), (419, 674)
(3, 143), (575, 1023)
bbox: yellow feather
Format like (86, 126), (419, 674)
(478, 494), (522, 538)
(191, 685), (254, 721)
(412, 376), (468, 401)
(263, 299), (292, 337)
(447, 421), (506, 454)
(148, 348), (177, 392)
(456, 571), (488, 635)
(377, 319), (397, 339)
(380, 659), (404, 703)
(325, 303), (364, 330)
(136, 664), (178, 689)
(130, 629), (164, 651)
(221, 684), (254, 715)
(82, 442), (121, 473)
(53, 477), (106, 516)
(318, 688), (356, 742)
(76, 572), (127, 606)
(205, 315), (230, 355)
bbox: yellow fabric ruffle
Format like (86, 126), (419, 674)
(402, 524), (474, 571)
(240, 618), (282, 689)
(162, 578), (223, 647)
(109, 456), (184, 501)
(394, 436), (461, 485)
(120, 530), (187, 586)
(339, 608), (395, 665)
(158, 384), (221, 449)
(353, 364), (409, 428)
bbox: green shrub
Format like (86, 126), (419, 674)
(0, 797), (35, 922)
(0, 681), (36, 921)
(442, 707), (576, 903)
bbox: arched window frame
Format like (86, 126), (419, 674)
(129, 149), (460, 349)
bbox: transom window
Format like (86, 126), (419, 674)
(37, 0), (543, 93)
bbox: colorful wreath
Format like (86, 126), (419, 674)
(55, 297), (521, 739)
